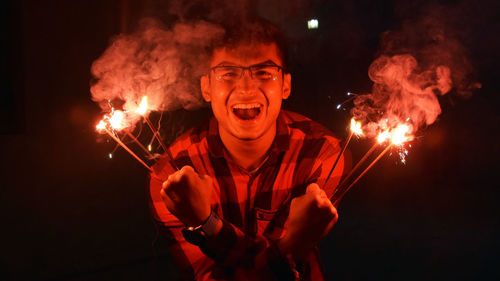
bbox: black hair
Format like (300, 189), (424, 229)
(209, 17), (288, 68)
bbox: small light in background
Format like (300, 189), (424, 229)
(109, 153), (113, 159)
(307, 19), (319, 29)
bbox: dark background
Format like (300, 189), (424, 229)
(1, 0), (499, 280)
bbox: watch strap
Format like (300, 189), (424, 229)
(200, 209), (220, 237)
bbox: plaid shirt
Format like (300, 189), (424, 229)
(149, 110), (347, 281)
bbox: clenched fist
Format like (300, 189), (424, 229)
(279, 183), (338, 259)
(160, 166), (213, 227)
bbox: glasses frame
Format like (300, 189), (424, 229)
(210, 64), (284, 83)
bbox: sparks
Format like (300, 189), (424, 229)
(96, 120), (107, 131)
(398, 147), (408, 164)
(96, 109), (128, 132)
(377, 129), (391, 144)
(390, 124), (412, 145)
(109, 110), (125, 130)
(376, 124), (413, 145)
(307, 19), (319, 29)
(135, 96), (149, 116)
(350, 118), (363, 136)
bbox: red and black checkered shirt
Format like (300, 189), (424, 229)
(149, 110), (347, 281)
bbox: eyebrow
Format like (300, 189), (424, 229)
(214, 60), (280, 67)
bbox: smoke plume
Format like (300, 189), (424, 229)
(351, 3), (480, 137)
(90, 18), (224, 121)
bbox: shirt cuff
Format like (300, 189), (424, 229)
(267, 241), (300, 281)
(199, 218), (237, 261)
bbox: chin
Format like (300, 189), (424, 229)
(231, 130), (265, 141)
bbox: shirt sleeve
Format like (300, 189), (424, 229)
(148, 164), (298, 281)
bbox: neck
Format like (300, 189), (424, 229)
(219, 126), (276, 171)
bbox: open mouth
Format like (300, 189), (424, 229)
(232, 103), (263, 120)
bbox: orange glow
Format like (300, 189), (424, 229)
(135, 96), (149, 116)
(350, 118), (363, 136)
(377, 129), (391, 144)
(391, 124), (412, 145)
(109, 110), (125, 130)
(376, 124), (413, 145)
(96, 120), (107, 131)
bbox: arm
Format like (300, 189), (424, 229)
(278, 137), (349, 261)
(149, 166), (298, 280)
(149, 136), (348, 280)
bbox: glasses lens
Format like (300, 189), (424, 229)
(212, 65), (281, 83)
(251, 65), (280, 81)
(213, 66), (242, 82)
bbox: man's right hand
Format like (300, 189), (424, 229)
(160, 166), (213, 228)
(278, 183), (338, 259)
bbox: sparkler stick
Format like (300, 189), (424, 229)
(134, 96), (179, 170)
(325, 118), (363, 186)
(334, 141), (379, 194)
(102, 127), (153, 172)
(325, 131), (352, 185)
(332, 143), (393, 207)
(143, 115), (179, 171)
(144, 116), (167, 151)
(125, 130), (154, 159)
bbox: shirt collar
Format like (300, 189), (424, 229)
(206, 111), (290, 159)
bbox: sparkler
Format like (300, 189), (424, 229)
(97, 120), (153, 172)
(325, 118), (362, 185)
(332, 143), (392, 207)
(332, 141), (379, 194)
(135, 96), (179, 171)
(135, 97), (167, 151)
(331, 123), (413, 207)
(125, 130), (154, 159)
(95, 96), (179, 175)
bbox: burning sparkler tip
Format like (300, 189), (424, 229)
(349, 118), (363, 136)
(135, 96), (149, 116)
(96, 120), (107, 131)
(336, 104), (341, 110)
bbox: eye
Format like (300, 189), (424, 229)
(253, 70), (272, 80)
(216, 67), (241, 80)
(252, 66), (278, 80)
(222, 72), (239, 78)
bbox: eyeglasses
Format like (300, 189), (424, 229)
(210, 65), (283, 83)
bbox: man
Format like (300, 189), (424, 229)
(149, 19), (346, 281)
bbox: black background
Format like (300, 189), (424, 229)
(1, 0), (499, 280)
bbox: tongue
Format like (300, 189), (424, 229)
(233, 108), (260, 120)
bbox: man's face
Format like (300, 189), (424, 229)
(201, 43), (291, 142)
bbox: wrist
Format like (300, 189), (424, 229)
(277, 234), (294, 256)
(182, 209), (221, 246)
(277, 233), (308, 260)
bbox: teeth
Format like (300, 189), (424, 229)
(232, 103), (261, 109)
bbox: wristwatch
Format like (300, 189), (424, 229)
(182, 209), (221, 246)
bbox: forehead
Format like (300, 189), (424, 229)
(210, 43), (282, 67)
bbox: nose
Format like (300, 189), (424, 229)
(235, 69), (258, 92)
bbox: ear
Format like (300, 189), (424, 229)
(200, 75), (211, 102)
(282, 73), (291, 100)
